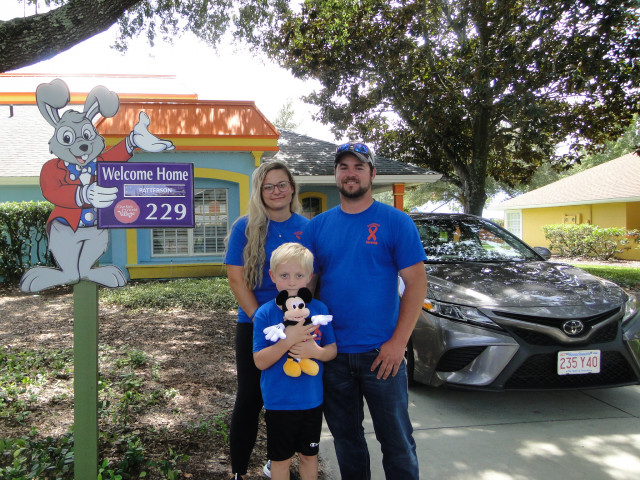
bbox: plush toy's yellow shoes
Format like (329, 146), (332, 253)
(300, 359), (319, 376)
(283, 358), (302, 377)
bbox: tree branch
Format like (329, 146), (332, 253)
(0, 0), (142, 72)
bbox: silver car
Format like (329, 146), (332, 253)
(406, 213), (640, 390)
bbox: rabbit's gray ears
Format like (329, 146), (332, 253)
(83, 85), (119, 122)
(35, 78), (120, 127)
(36, 78), (70, 127)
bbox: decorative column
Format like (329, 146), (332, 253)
(393, 183), (405, 211)
(252, 151), (264, 167)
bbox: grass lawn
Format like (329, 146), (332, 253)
(571, 264), (640, 290)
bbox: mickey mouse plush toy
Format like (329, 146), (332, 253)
(263, 287), (332, 377)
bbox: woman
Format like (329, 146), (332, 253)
(224, 161), (308, 480)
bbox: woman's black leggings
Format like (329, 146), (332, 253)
(229, 321), (264, 475)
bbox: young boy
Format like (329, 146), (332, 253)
(253, 242), (337, 480)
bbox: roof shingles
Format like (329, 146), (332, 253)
(498, 152), (640, 209)
(270, 130), (439, 177)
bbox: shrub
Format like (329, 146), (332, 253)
(100, 277), (237, 311)
(542, 223), (639, 260)
(0, 201), (54, 284)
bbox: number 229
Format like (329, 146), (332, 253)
(146, 203), (187, 220)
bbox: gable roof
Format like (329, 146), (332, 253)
(269, 130), (442, 188)
(98, 99), (279, 151)
(497, 152), (640, 209)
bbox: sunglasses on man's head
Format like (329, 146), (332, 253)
(336, 142), (371, 156)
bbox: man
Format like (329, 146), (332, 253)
(302, 142), (427, 479)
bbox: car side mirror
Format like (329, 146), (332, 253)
(533, 246), (552, 260)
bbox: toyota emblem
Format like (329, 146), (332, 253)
(563, 320), (585, 336)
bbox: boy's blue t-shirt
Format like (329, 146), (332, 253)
(253, 298), (335, 411)
(224, 213), (308, 322)
(302, 201), (426, 353)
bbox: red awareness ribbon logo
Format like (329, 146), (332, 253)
(367, 223), (379, 245)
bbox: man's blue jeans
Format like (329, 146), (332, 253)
(323, 350), (419, 480)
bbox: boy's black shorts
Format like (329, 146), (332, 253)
(265, 405), (323, 461)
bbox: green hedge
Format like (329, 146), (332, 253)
(0, 201), (54, 285)
(542, 223), (640, 260)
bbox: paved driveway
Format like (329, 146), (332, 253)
(320, 384), (640, 479)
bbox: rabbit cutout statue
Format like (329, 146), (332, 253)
(20, 79), (175, 293)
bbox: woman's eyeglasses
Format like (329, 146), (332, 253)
(262, 181), (292, 193)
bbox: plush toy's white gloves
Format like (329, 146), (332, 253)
(79, 183), (118, 208)
(311, 315), (333, 326)
(126, 112), (175, 153)
(264, 323), (286, 342)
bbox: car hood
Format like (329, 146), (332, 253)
(426, 261), (627, 312)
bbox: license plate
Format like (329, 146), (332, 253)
(557, 350), (601, 375)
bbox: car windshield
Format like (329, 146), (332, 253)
(413, 216), (541, 263)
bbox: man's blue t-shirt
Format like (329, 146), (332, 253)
(303, 201), (426, 353)
(253, 298), (335, 411)
(224, 213), (308, 322)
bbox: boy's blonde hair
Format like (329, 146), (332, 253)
(270, 242), (314, 275)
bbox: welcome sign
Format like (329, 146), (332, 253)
(97, 162), (195, 228)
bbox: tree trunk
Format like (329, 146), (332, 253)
(0, 0), (142, 73)
(462, 181), (487, 216)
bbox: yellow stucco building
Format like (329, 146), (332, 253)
(496, 152), (640, 260)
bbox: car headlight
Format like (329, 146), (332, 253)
(623, 293), (638, 324)
(424, 298), (504, 330)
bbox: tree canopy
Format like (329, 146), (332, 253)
(0, 0), (240, 73)
(510, 115), (640, 195)
(242, 0), (640, 214)
(272, 98), (301, 131)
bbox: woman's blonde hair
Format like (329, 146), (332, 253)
(227, 161), (301, 290)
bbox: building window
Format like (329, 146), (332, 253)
(302, 197), (322, 219)
(152, 188), (228, 256)
(505, 211), (522, 239)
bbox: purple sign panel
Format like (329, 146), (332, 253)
(97, 162), (194, 228)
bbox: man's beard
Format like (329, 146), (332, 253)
(338, 181), (369, 199)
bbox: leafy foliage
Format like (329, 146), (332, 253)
(0, 201), (54, 284)
(0, 278), (237, 478)
(542, 223), (640, 260)
(508, 116), (640, 195)
(1, 0), (142, 72)
(0, 343), (207, 479)
(1, 0), (255, 72)
(272, 98), (302, 131)
(242, 0), (640, 214)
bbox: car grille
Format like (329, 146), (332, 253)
(511, 322), (619, 346)
(436, 346), (487, 372)
(492, 307), (621, 325)
(505, 351), (636, 389)
(492, 307), (622, 346)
